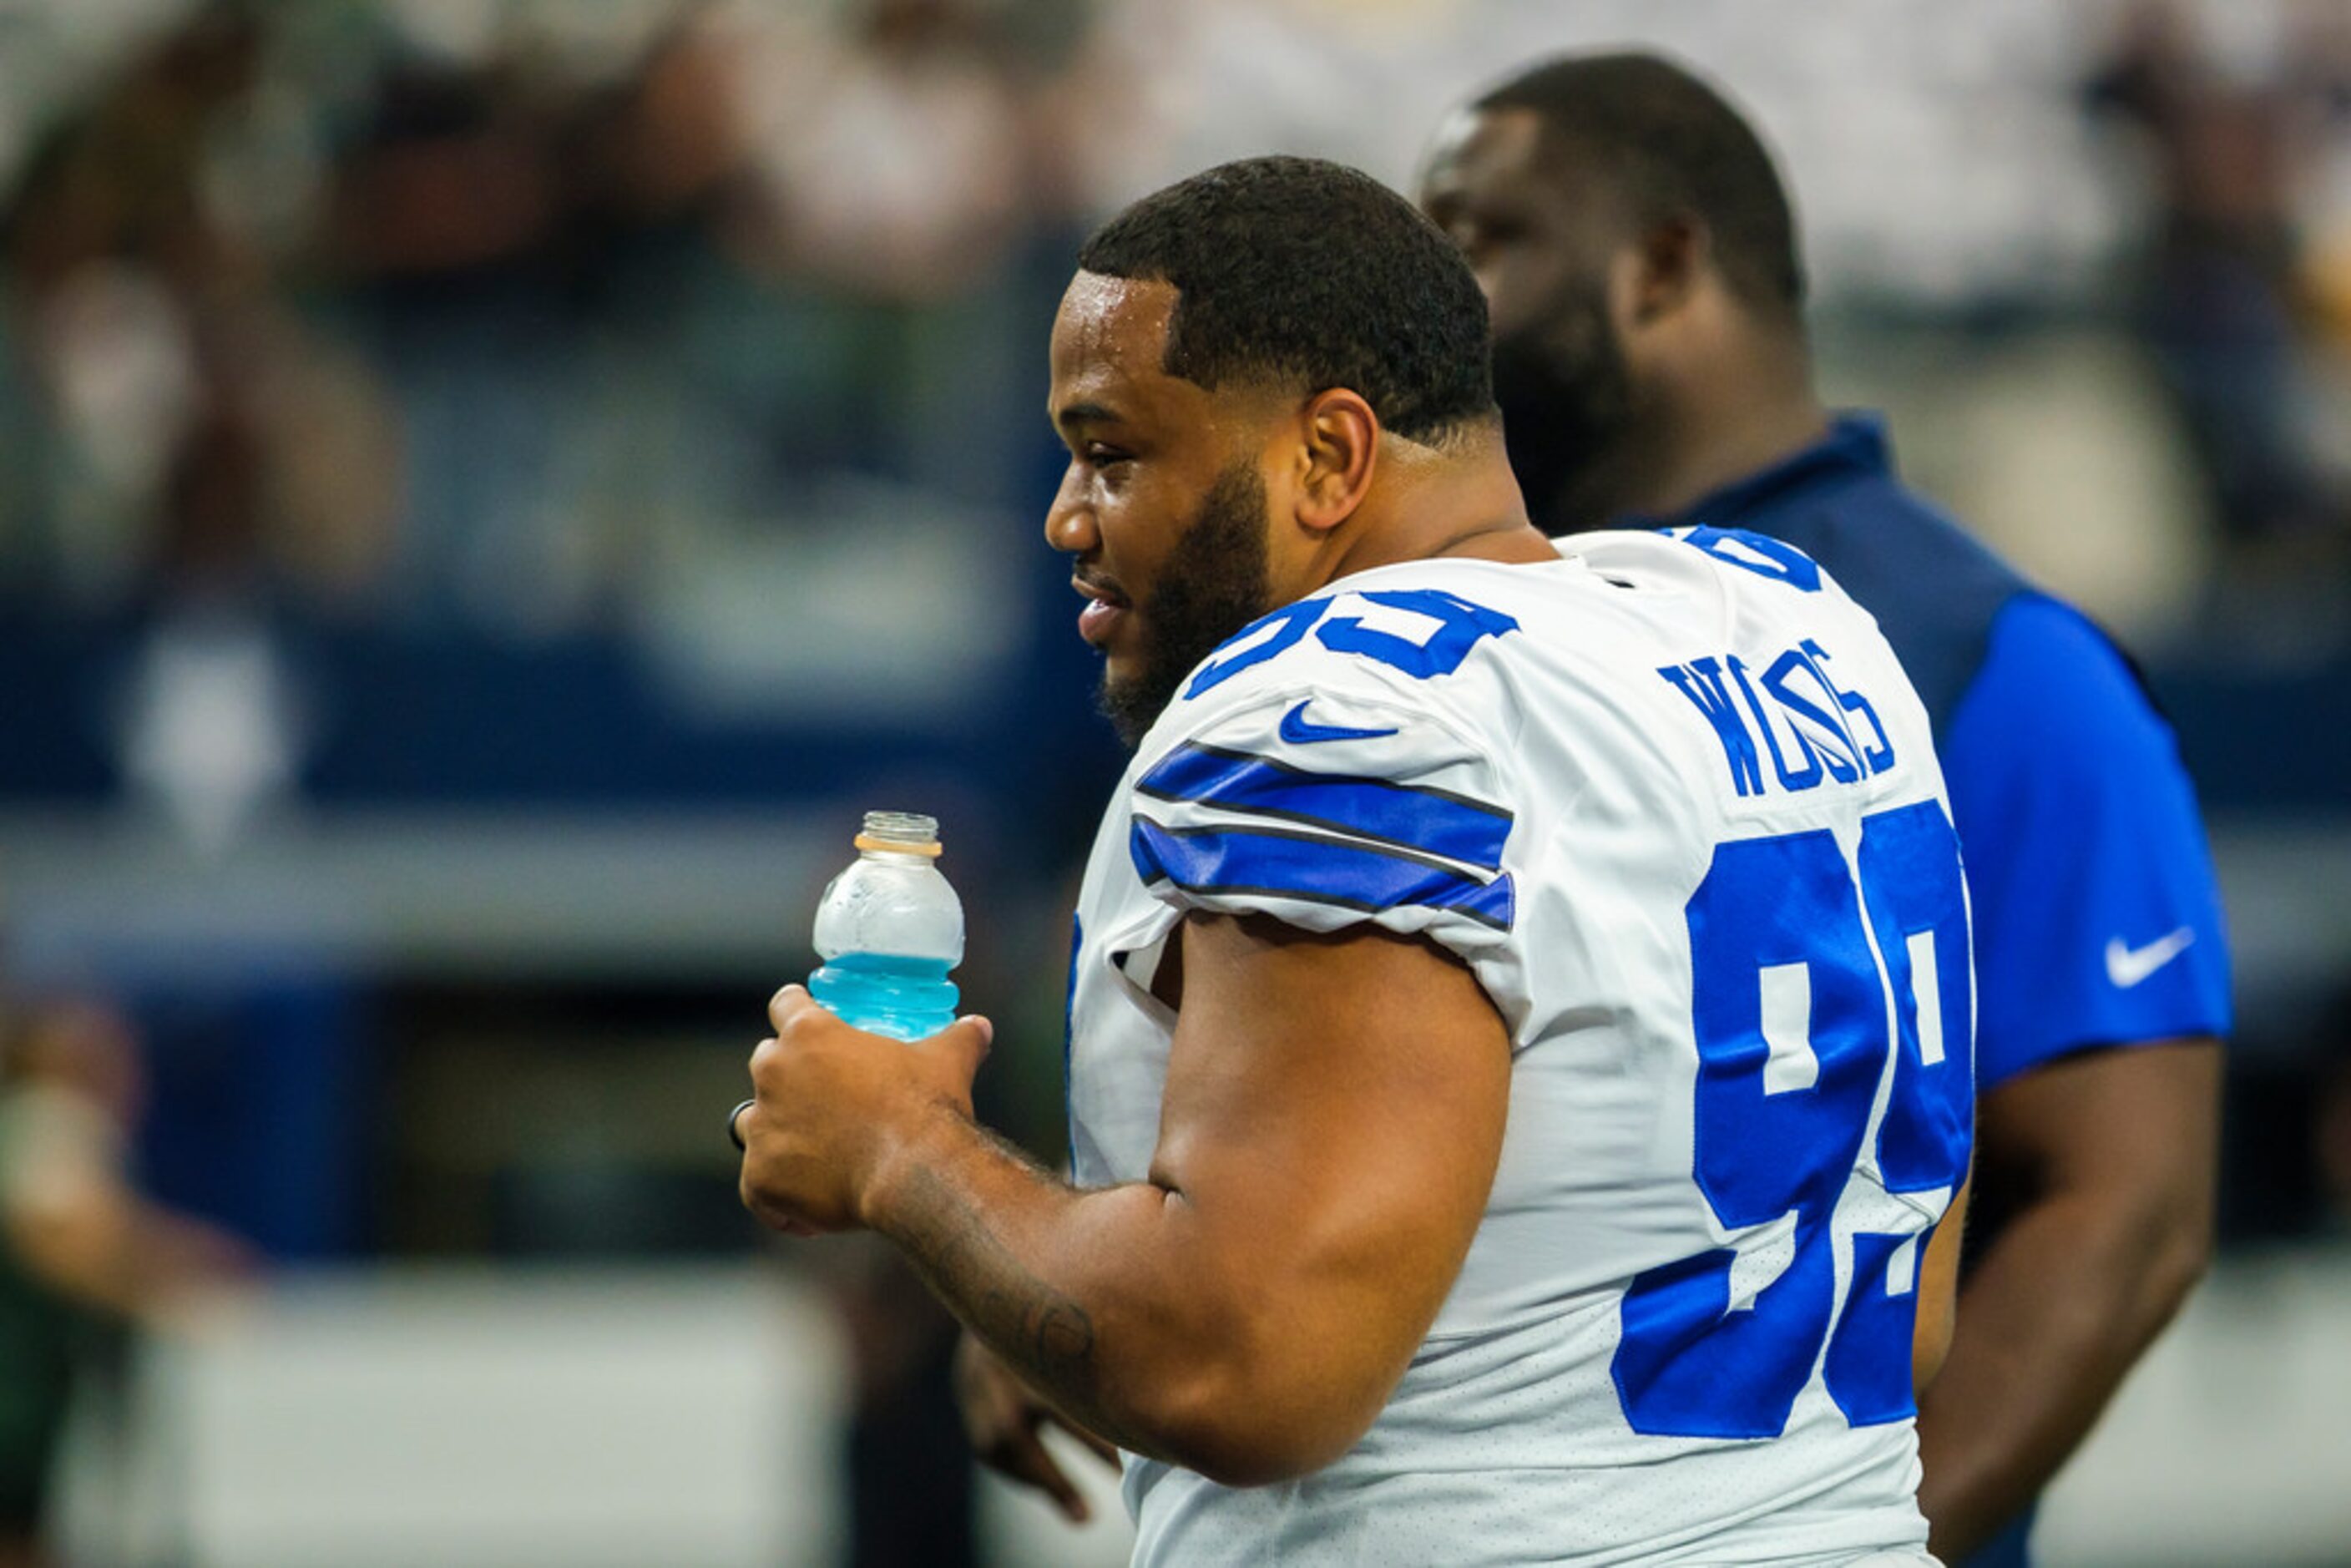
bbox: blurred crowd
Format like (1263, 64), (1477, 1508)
(0, 0), (1181, 865)
(0, 0), (1108, 628)
(0, 2), (2345, 659)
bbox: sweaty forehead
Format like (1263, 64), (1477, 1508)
(1051, 272), (1179, 396)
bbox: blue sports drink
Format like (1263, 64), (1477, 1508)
(808, 952), (959, 1041)
(807, 812), (963, 1040)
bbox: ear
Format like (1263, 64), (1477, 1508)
(1610, 215), (1706, 332)
(1291, 388), (1378, 537)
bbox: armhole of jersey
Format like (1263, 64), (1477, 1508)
(1102, 902), (1183, 1027)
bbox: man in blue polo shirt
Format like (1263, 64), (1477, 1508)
(1419, 53), (2232, 1566)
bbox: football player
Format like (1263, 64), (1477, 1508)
(739, 154), (1972, 1565)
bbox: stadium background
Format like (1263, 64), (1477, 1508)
(0, 0), (2343, 1563)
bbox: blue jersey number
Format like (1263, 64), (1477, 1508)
(1611, 802), (1971, 1439)
(1185, 589), (1518, 697)
(1676, 525), (1825, 592)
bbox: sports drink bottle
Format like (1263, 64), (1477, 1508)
(807, 811), (963, 1039)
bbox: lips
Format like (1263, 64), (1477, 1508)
(1073, 574), (1131, 649)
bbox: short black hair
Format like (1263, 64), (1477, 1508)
(1076, 155), (1495, 444)
(1477, 52), (1804, 318)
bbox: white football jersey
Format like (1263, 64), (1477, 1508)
(1068, 528), (1974, 1567)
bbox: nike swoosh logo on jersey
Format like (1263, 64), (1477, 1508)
(1277, 700), (1398, 745)
(2106, 927), (2196, 989)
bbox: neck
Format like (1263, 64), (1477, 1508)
(1541, 326), (1829, 533)
(1322, 426), (1555, 584)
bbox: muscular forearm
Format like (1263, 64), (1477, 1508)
(869, 1118), (1154, 1451)
(1914, 1185), (2210, 1559)
(864, 1108), (1337, 1484)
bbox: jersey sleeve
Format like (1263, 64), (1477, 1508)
(1125, 685), (1520, 975)
(1941, 594), (2232, 1088)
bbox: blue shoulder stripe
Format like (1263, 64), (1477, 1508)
(1135, 742), (1512, 872)
(1130, 817), (1515, 931)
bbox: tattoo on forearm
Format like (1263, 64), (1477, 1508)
(891, 1159), (1108, 1422)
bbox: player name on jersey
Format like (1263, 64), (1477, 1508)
(1658, 638), (1898, 799)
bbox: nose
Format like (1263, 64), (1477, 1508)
(1044, 463), (1096, 555)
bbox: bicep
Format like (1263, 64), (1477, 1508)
(1146, 913), (1510, 1409)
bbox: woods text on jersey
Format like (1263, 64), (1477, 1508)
(1658, 638), (1897, 799)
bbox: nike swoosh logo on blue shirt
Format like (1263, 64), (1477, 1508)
(2105, 927), (2196, 989)
(1277, 700), (1398, 745)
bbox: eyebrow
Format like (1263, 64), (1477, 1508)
(1054, 400), (1123, 431)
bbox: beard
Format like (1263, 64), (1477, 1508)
(1490, 276), (1638, 536)
(1097, 461), (1272, 748)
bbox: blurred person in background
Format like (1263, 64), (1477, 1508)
(0, 2), (265, 311)
(0, 0), (403, 629)
(0, 1), (271, 607)
(114, 403), (313, 856)
(1418, 52), (2232, 1567)
(2084, 0), (2351, 615)
(0, 995), (252, 1567)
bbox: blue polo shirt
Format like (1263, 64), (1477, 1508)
(1651, 414), (2232, 1091)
